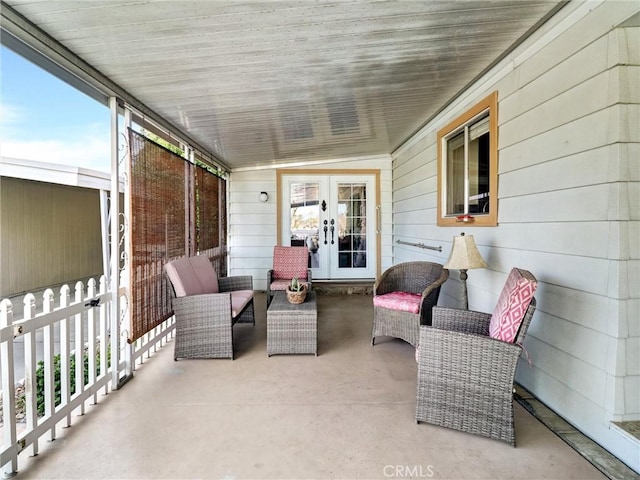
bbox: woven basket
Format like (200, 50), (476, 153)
(286, 284), (308, 304)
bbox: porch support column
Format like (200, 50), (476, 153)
(121, 107), (134, 380)
(108, 96), (121, 390)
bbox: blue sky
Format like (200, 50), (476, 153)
(1, 45), (111, 172)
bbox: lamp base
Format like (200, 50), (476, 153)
(460, 269), (469, 310)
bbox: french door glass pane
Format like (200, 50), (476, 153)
(289, 182), (319, 268)
(337, 183), (367, 269)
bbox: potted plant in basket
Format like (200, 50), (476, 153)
(286, 276), (308, 304)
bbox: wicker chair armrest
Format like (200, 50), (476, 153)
(373, 272), (400, 295)
(418, 269), (449, 324)
(373, 269), (397, 296)
(418, 326), (522, 386)
(373, 279), (382, 295)
(219, 275), (253, 292)
(172, 293), (233, 321)
(431, 306), (491, 335)
(420, 269), (449, 299)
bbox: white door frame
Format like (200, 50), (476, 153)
(277, 169), (381, 280)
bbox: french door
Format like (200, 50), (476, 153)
(281, 174), (377, 280)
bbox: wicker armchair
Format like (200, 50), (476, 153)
(371, 262), (449, 347)
(165, 255), (255, 360)
(415, 268), (537, 446)
(267, 246), (312, 307)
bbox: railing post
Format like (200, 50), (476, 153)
(74, 282), (85, 415)
(98, 277), (108, 396)
(42, 289), (56, 441)
(1, 299), (18, 477)
(23, 293), (38, 457)
(87, 278), (97, 405)
(59, 285), (71, 427)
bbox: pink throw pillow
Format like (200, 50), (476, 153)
(189, 255), (219, 294)
(489, 268), (537, 343)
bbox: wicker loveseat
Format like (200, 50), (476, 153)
(371, 261), (449, 347)
(415, 267), (538, 446)
(165, 255), (255, 360)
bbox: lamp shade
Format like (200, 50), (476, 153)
(443, 233), (488, 270)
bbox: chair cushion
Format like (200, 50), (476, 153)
(489, 268), (538, 343)
(230, 290), (253, 318)
(373, 291), (422, 314)
(189, 255), (219, 294)
(165, 257), (204, 297)
(272, 246), (308, 281)
(270, 279), (294, 291)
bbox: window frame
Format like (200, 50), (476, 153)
(437, 91), (498, 227)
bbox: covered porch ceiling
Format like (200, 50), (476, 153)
(1, 0), (565, 171)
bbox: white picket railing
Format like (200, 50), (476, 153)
(0, 276), (175, 477)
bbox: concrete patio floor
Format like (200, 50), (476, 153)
(15, 293), (610, 479)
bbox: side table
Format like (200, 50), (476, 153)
(267, 291), (317, 356)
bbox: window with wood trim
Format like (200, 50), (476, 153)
(437, 92), (498, 227)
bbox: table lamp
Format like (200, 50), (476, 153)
(443, 232), (488, 309)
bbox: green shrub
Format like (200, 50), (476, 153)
(35, 344), (111, 417)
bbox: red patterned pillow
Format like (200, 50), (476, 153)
(272, 246), (309, 280)
(489, 268), (537, 343)
(373, 291), (422, 314)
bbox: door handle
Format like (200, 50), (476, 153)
(323, 220), (328, 245)
(330, 219), (335, 245)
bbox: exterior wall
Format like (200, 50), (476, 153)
(392, 0), (639, 472)
(0, 176), (104, 297)
(228, 155), (393, 291)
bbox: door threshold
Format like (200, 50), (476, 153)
(312, 280), (374, 295)
(313, 279), (374, 283)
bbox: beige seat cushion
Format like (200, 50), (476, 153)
(231, 290), (254, 318)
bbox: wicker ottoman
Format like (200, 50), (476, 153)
(267, 291), (317, 356)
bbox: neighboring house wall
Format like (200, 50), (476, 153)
(392, 0), (639, 472)
(228, 155), (393, 291)
(0, 158), (108, 297)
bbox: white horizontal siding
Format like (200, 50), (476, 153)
(487, 222), (610, 257)
(500, 33), (610, 125)
(500, 184), (612, 223)
(501, 70), (617, 150)
(499, 145), (624, 198)
(391, 1), (639, 471)
(500, 107), (626, 173)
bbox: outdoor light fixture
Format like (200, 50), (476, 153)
(259, 191), (269, 203)
(443, 232), (488, 309)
